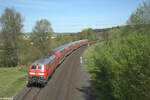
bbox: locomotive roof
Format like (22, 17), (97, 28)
(32, 55), (56, 65)
(62, 43), (72, 48)
(49, 41), (81, 54)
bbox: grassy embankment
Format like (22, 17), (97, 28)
(0, 66), (27, 98)
(83, 33), (150, 100)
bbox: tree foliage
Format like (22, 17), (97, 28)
(0, 8), (23, 67)
(79, 28), (97, 42)
(32, 19), (53, 54)
(127, 1), (150, 25)
(84, 1), (150, 100)
(84, 33), (150, 100)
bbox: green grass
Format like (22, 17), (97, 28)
(0, 66), (27, 97)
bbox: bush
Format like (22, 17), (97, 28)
(84, 33), (150, 100)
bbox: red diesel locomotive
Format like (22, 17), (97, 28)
(28, 39), (88, 87)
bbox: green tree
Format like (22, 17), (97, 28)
(0, 8), (23, 67)
(80, 28), (96, 42)
(127, 1), (150, 25)
(80, 29), (88, 39)
(32, 19), (53, 54)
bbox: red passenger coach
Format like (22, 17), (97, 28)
(62, 44), (71, 56)
(77, 41), (81, 48)
(72, 42), (77, 50)
(48, 46), (66, 64)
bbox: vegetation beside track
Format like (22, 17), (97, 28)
(0, 0), (150, 99)
(84, 33), (150, 100)
(0, 67), (27, 97)
(83, 1), (150, 100)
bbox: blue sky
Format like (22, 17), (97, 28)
(0, 0), (143, 33)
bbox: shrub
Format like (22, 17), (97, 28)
(84, 33), (150, 100)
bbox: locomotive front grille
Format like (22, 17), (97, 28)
(32, 76), (41, 79)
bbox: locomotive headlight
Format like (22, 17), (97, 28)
(29, 72), (35, 75)
(38, 73), (44, 75)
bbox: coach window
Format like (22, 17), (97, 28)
(58, 57), (60, 61)
(61, 50), (63, 54)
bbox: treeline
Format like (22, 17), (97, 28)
(84, 1), (150, 100)
(0, 8), (103, 67)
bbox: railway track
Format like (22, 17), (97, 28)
(19, 87), (41, 100)
(20, 87), (32, 100)
(14, 40), (101, 100)
(89, 40), (103, 46)
(32, 88), (41, 100)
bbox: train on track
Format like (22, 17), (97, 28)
(28, 39), (88, 87)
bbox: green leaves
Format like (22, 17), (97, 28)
(127, 1), (150, 25)
(0, 8), (23, 67)
(32, 19), (53, 55)
(80, 28), (97, 42)
(32, 19), (53, 36)
(84, 33), (150, 100)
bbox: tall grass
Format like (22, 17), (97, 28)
(84, 33), (150, 100)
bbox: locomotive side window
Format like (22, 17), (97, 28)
(48, 62), (52, 68)
(31, 66), (36, 69)
(47, 59), (55, 68)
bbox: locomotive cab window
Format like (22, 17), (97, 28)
(38, 66), (42, 70)
(31, 65), (36, 69)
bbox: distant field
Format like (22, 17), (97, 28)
(0, 67), (27, 98)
